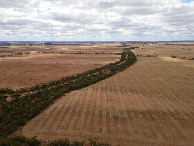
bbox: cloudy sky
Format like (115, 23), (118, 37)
(0, 0), (194, 41)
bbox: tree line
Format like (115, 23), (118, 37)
(0, 49), (137, 142)
(0, 135), (110, 146)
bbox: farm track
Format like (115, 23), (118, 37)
(22, 57), (194, 146)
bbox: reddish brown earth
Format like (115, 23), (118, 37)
(20, 44), (194, 145)
(0, 44), (122, 89)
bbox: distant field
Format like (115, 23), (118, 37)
(133, 43), (194, 59)
(20, 43), (194, 145)
(0, 44), (122, 89)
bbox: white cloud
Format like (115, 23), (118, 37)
(0, 0), (194, 41)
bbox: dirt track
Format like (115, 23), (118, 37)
(21, 55), (194, 145)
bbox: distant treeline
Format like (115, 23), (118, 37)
(123, 47), (139, 50)
(43, 43), (84, 46)
(0, 47), (9, 48)
(0, 43), (11, 46)
(117, 45), (130, 47)
(0, 49), (136, 142)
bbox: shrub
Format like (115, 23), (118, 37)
(0, 136), (41, 146)
(171, 55), (176, 58)
(48, 139), (85, 146)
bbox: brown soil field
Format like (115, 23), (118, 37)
(0, 44), (122, 89)
(133, 43), (194, 59)
(20, 43), (194, 145)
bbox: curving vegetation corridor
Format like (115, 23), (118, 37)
(0, 49), (137, 144)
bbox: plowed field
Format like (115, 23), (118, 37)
(21, 55), (194, 145)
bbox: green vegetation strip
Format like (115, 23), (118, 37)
(0, 136), (110, 146)
(0, 49), (136, 142)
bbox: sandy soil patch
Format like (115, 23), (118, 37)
(160, 57), (185, 62)
(160, 57), (194, 68)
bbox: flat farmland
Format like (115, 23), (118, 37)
(0, 44), (122, 89)
(133, 43), (194, 59)
(21, 44), (194, 145)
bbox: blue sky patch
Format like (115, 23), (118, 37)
(182, 0), (194, 3)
